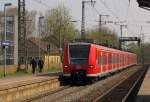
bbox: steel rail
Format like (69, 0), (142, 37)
(122, 66), (148, 102)
(93, 67), (146, 102)
(21, 86), (70, 102)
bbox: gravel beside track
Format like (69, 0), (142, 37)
(23, 66), (141, 102)
(93, 65), (148, 102)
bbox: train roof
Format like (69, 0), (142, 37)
(69, 42), (91, 45)
(68, 42), (136, 55)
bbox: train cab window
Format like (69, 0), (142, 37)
(69, 44), (90, 64)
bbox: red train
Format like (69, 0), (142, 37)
(61, 42), (137, 82)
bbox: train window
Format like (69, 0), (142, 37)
(69, 44), (90, 64)
(118, 54), (120, 63)
(116, 55), (117, 63)
(117, 55), (119, 63)
(108, 54), (112, 64)
(120, 55), (122, 62)
(107, 53), (109, 64)
(105, 54), (108, 65)
(122, 55), (124, 63)
(114, 54), (116, 63)
(113, 54), (116, 63)
(112, 54), (113, 63)
(116, 55), (118, 63)
(98, 56), (103, 64)
(116, 54), (118, 63)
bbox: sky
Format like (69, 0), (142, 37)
(1, 0), (150, 42)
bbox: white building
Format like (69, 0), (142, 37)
(0, 7), (18, 65)
(0, 7), (38, 65)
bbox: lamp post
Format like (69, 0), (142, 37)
(38, 16), (44, 60)
(3, 3), (12, 77)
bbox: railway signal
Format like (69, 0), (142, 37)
(119, 37), (141, 50)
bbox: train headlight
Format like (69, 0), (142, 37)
(64, 65), (68, 68)
(89, 65), (94, 68)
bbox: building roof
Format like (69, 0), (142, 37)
(28, 37), (60, 55)
(29, 37), (48, 51)
(0, 7), (18, 17)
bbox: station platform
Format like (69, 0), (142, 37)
(0, 72), (61, 102)
(135, 67), (150, 102)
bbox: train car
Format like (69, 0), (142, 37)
(60, 42), (137, 82)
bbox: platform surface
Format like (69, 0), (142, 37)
(135, 67), (150, 102)
(0, 72), (60, 90)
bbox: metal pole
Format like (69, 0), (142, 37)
(38, 16), (44, 59)
(81, 1), (85, 39)
(141, 33), (144, 65)
(38, 18), (40, 59)
(59, 9), (62, 54)
(119, 25), (123, 50)
(120, 25), (123, 38)
(4, 5), (6, 77)
(3, 3), (12, 77)
(119, 25), (127, 50)
(81, 1), (96, 40)
(99, 15), (102, 32)
(99, 15), (109, 32)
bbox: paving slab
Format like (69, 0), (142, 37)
(0, 72), (60, 90)
(135, 67), (150, 102)
(0, 72), (61, 102)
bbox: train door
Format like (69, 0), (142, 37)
(118, 53), (121, 69)
(63, 44), (70, 74)
(123, 54), (126, 67)
(100, 50), (103, 73)
(120, 54), (122, 68)
(102, 50), (107, 72)
(121, 54), (123, 68)
(112, 52), (114, 70)
(108, 51), (112, 71)
(113, 53), (116, 69)
(114, 53), (117, 70)
(106, 51), (109, 72)
(116, 53), (119, 69)
(125, 54), (127, 67)
(97, 49), (102, 73)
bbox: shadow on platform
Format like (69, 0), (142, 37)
(135, 95), (150, 102)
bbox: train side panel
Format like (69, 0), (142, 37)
(87, 45), (97, 76)
(61, 43), (137, 82)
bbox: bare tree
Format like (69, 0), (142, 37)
(26, 11), (37, 38)
(43, 5), (77, 48)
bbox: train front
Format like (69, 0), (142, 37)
(62, 42), (95, 82)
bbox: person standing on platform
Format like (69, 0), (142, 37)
(30, 58), (37, 74)
(38, 58), (44, 73)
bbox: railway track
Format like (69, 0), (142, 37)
(20, 86), (70, 102)
(93, 65), (148, 102)
(20, 65), (144, 102)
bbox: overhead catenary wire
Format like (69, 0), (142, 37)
(32, 0), (50, 8)
(98, 0), (139, 37)
(98, 0), (121, 22)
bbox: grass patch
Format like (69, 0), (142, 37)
(0, 69), (32, 78)
(46, 66), (62, 72)
(0, 66), (62, 78)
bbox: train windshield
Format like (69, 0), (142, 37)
(69, 44), (90, 64)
